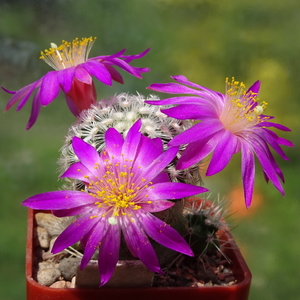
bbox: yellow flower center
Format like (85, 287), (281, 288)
(39, 37), (97, 70)
(78, 156), (152, 223)
(219, 77), (268, 133)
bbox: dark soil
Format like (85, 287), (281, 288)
(153, 250), (236, 287)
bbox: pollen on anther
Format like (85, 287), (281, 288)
(90, 215), (99, 219)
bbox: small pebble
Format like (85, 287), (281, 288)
(50, 280), (68, 288)
(37, 268), (61, 286)
(35, 213), (61, 236)
(38, 261), (56, 270)
(217, 272), (227, 280)
(36, 226), (50, 249)
(59, 257), (80, 281)
(35, 213), (73, 237)
(224, 276), (235, 284)
(70, 276), (76, 288)
(42, 237), (66, 261)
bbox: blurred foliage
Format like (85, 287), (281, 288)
(0, 0), (299, 299)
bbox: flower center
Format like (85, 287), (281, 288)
(82, 154), (152, 223)
(39, 37), (97, 70)
(219, 77), (268, 133)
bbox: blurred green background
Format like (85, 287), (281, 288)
(0, 0), (299, 299)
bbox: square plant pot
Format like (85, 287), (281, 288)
(26, 209), (251, 300)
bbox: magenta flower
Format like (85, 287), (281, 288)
(23, 120), (207, 286)
(3, 37), (150, 129)
(147, 75), (293, 207)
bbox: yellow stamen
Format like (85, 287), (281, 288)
(40, 37), (97, 70)
(220, 77), (269, 133)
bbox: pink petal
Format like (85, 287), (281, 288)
(80, 218), (109, 269)
(16, 81), (40, 111)
(106, 58), (141, 78)
(22, 190), (94, 210)
(260, 129), (291, 160)
(98, 223), (121, 286)
(246, 80), (260, 94)
(241, 141), (255, 208)
(251, 136), (284, 194)
(121, 119), (142, 160)
(75, 64), (92, 85)
(26, 88), (41, 130)
(151, 172), (169, 184)
(143, 182), (208, 201)
(122, 214), (162, 273)
(53, 205), (95, 217)
(171, 75), (204, 88)
(5, 80), (39, 111)
(141, 211), (193, 256)
(52, 214), (99, 253)
(161, 104), (217, 120)
(57, 67), (75, 92)
(206, 130), (238, 176)
(65, 94), (79, 116)
(147, 82), (203, 95)
(139, 199), (174, 212)
(40, 71), (60, 106)
(104, 128), (124, 157)
(71, 137), (101, 174)
(171, 75), (226, 104)
(258, 139), (285, 183)
(61, 162), (95, 182)
(1, 87), (16, 94)
(169, 119), (223, 146)
(134, 135), (163, 167)
(258, 121), (291, 132)
(148, 96), (214, 107)
(176, 136), (218, 170)
(120, 48), (150, 62)
(93, 49), (127, 61)
(82, 60), (112, 86)
(141, 146), (178, 182)
(104, 65), (124, 84)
